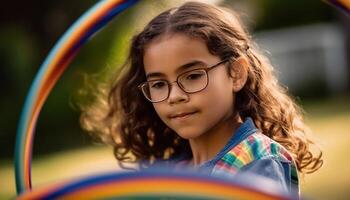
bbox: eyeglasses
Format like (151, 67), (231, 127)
(138, 59), (230, 103)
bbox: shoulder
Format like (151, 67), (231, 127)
(212, 132), (299, 196)
(212, 132), (299, 186)
(213, 132), (295, 173)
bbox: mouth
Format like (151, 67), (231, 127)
(169, 111), (198, 120)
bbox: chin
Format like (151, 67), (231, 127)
(174, 127), (204, 140)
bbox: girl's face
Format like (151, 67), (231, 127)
(143, 33), (236, 140)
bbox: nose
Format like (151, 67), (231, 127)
(167, 82), (189, 104)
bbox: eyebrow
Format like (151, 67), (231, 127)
(146, 60), (206, 79)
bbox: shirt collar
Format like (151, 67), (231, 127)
(198, 117), (258, 172)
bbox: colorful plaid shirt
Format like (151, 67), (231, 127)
(173, 117), (299, 197)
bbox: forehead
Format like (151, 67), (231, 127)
(143, 33), (217, 76)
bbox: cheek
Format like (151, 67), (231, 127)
(204, 89), (233, 112)
(152, 103), (168, 122)
(201, 76), (235, 114)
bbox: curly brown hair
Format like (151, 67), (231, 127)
(79, 1), (323, 173)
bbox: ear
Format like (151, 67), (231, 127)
(229, 57), (248, 92)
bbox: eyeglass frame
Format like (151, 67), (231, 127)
(138, 58), (232, 103)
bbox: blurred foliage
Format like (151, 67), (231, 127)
(253, 0), (335, 31)
(0, 0), (344, 159)
(1, 0), (142, 158)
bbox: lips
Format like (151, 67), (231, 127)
(169, 111), (198, 119)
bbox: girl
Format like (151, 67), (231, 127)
(79, 1), (323, 197)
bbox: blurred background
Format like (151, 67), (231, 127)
(1, 0), (349, 199)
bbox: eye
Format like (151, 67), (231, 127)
(185, 71), (205, 80)
(150, 81), (166, 89)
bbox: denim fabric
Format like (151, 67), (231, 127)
(240, 157), (291, 193)
(197, 117), (298, 197)
(197, 117), (259, 172)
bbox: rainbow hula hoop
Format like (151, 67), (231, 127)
(16, 169), (291, 200)
(14, 0), (348, 198)
(14, 0), (139, 194)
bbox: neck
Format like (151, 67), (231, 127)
(188, 113), (243, 167)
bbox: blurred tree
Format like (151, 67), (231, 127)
(253, 0), (335, 31)
(0, 0), (137, 158)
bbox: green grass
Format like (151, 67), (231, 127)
(0, 146), (121, 199)
(300, 96), (350, 200)
(1, 96), (350, 199)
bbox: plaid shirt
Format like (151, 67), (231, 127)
(174, 117), (299, 198)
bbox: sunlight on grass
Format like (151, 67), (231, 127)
(0, 146), (122, 199)
(1, 96), (350, 199)
(301, 97), (350, 200)
(302, 115), (350, 199)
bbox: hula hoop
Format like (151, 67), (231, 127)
(14, 0), (139, 194)
(14, 0), (348, 198)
